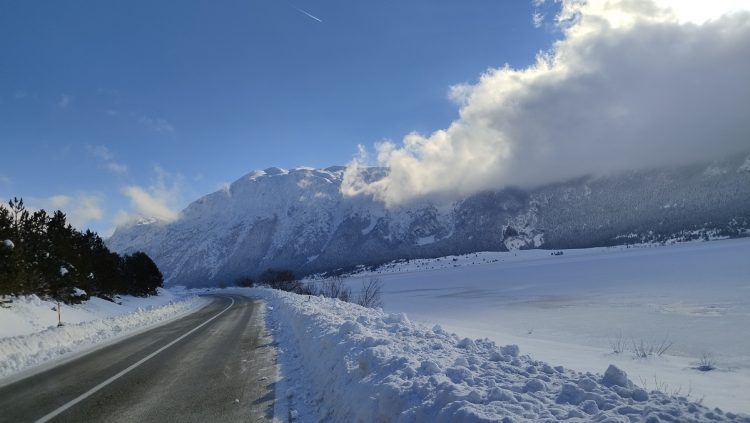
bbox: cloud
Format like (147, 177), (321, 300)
(20, 193), (106, 231)
(532, 12), (545, 28)
(65, 194), (105, 228)
(119, 165), (183, 223)
(531, 0), (561, 29)
(106, 162), (128, 174)
(87, 144), (114, 161)
(121, 186), (179, 222)
(342, 0), (750, 206)
(57, 94), (72, 108)
(137, 115), (175, 133)
(86, 144), (129, 175)
(0, 176), (11, 186)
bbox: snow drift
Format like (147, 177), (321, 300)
(0, 292), (206, 379)
(250, 288), (748, 422)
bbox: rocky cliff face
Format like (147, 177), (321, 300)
(108, 154), (750, 287)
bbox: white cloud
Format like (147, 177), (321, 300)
(87, 144), (114, 161)
(119, 165), (183, 223)
(106, 162), (128, 174)
(0, 176), (11, 186)
(49, 195), (71, 208)
(218, 182), (231, 196)
(24, 193), (106, 231)
(0, 190), (104, 233)
(532, 12), (545, 28)
(342, 0), (750, 206)
(121, 186), (179, 222)
(68, 194), (105, 228)
(137, 115), (175, 133)
(86, 144), (129, 175)
(57, 94), (72, 109)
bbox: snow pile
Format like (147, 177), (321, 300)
(0, 291), (206, 379)
(337, 238), (750, 413)
(251, 288), (747, 422)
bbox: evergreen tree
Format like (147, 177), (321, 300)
(122, 252), (163, 296)
(0, 206), (16, 296)
(0, 197), (165, 302)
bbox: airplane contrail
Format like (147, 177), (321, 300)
(294, 6), (323, 22)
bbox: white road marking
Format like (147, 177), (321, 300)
(35, 296), (236, 423)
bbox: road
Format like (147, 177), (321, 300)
(0, 294), (276, 423)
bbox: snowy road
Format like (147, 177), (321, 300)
(0, 295), (276, 423)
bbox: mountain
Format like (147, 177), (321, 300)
(107, 154), (750, 287)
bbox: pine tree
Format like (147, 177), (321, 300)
(122, 252), (163, 296)
(1, 197), (164, 302)
(0, 206), (17, 296)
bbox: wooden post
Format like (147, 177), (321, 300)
(57, 301), (63, 327)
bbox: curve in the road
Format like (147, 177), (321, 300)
(35, 296), (236, 423)
(0, 294), (277, 423)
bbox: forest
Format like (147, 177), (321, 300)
(0, 198), (162, 303)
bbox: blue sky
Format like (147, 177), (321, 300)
(1, 0), (560, 234)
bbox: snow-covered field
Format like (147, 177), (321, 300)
(328, 238), (750, 415)
(0, 288), (207, 380)
(2, 238), (747, 420)
(241, 287), (747, 422)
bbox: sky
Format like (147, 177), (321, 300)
(4, 1), (749, 235)
(342, 0), (750, 206)
(0, 0), (559, 235)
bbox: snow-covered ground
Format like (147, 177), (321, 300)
(3, 238), (746, 420)
(0, 288), (207, 380)
(323, 238), (750, 415)
(238, 287), (748, 422)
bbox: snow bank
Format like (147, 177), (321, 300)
(250, 288), (748, 422)
(332, 238), (750, 413)
(0, 291), (206, 379)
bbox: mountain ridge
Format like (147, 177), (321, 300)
(108, 153), (750, 287)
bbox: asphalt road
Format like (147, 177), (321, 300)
(0, 294), (277, 423)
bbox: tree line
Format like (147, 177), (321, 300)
(0, 198), (163, 303)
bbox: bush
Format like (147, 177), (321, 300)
(631, 337), (673, 359)
(259, 269), (294, 287)
(319, 276), (351, 301)
(236, 276), (255, 288)
(260, 269), (304, 293)
(356, 277), (383, 309)
(695, 352), (716, 372)
(609, 332), (627, 354)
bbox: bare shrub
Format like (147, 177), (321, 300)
(298, 282), (320, 296)
(695, 352), (716, 372)
(609, 331), (627, 354)
(637, 376), (699, 402)
(356, 277), (383, 309)
(631, 337), (673, 359)
(320, 276), (351, 301)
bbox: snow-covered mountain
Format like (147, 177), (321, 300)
(108, 154), (750, 287)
